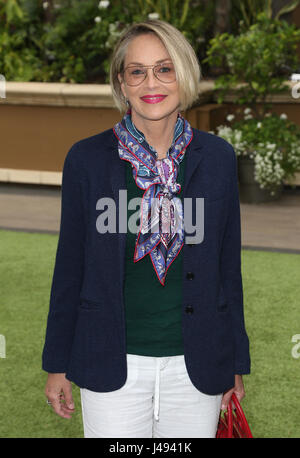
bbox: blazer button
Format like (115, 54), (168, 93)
(186, 272), (194, 280)
(185, 305), (194, 314)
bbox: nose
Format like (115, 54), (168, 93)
(144, 68), (160, 88)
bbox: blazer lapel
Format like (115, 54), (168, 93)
(183, 128), (205, 198)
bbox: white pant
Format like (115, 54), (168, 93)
(80, 353), (222, 438)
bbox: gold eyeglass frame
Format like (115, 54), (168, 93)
(121, 62), (176, 86)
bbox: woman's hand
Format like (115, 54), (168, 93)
(221, 374), (245, 411)
(45, 373), (75, 419)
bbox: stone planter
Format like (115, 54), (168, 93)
(237, 155), (283, 203)
(0, 81), (299, 187)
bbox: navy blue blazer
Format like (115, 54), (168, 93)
(42, 126), (251, 395)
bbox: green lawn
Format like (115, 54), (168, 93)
(0, 228), (299, 438)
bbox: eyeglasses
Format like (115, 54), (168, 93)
(122, 62), (176, 86)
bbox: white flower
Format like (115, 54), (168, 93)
(280, 113), (287, 120)
(42, 1), (49, 9)
(234, 130), (242, 141)
(227, 54), (234, 68)
(244, 107), (252, 115)
(94, 16), (102, 23)
(244, 114), (253, 120)
(257, 122), (262, 128)
(226, 114), (235, 122)
(99, 0), (109, 8)
(148, 12), (160, 20)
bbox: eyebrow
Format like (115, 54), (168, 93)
(126, 58), (171, 66)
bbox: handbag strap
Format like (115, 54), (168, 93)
(227, 396), (233, 438)
(219, 393), (253, 438)
(231, 393), (253, 438)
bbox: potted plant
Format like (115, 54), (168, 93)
(214, 108), (300, 202)
(204, 11), (300, 202)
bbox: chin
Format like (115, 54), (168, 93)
(134, 104), (180, 121)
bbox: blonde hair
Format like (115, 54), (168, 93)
(109, 19), (201, 113)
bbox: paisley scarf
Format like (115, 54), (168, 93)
(113, 110), (193, 286)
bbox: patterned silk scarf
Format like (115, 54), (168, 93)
(113, 110), (193, 286)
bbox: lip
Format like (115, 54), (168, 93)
(140, 95), (167, 104)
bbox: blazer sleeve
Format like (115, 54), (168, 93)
(220, 146), (251, 375)
(42, 144), (85, 373)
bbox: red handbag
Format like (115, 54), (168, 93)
(216, 393), (253, 438)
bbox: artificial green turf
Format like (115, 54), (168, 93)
(0, 228), (299, 438)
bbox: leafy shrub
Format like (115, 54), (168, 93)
(0, 0), (214, 83)
(204, 12), (300, 114)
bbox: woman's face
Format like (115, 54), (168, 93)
(118, 34), (180, 123)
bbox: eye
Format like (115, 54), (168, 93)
(129, 67), (145, 75)
(159, 66), (171, 73)
(156, 63), (174, 74)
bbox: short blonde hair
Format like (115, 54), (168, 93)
(109, 19), (201, 113)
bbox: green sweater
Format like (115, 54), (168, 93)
(124, 155), (186, 356)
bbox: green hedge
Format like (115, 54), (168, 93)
(0, 0), (214, 83)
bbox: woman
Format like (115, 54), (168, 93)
(43, 19), (250, 438)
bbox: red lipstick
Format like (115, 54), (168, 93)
(140, 95), (167, 104)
